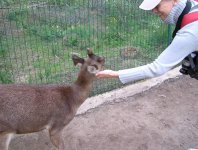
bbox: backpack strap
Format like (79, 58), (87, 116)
(181, 11), (198, 28)
(172, 0), (191, 38)
(172, 0), (198, 37)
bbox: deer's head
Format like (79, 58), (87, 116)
(72, 48), (105, 75)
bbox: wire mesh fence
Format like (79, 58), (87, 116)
(0, 0), (170, 95)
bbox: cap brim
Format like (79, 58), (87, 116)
(139, 0), (161, 10)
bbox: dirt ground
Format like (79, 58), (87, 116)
(10, 75), (198, 150)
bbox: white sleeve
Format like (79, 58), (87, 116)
(118, 23), (198, 84)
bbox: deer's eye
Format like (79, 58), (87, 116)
(98, 57), (104, 63)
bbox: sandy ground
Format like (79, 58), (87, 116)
(10, 74), (198, 150)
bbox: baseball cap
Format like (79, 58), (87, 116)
(139, 0), (161, 10)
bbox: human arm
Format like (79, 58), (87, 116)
(96, 70), (119, 78)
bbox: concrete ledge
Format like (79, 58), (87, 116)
(77, 67), (182, 115)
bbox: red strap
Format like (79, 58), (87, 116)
(181, 11), (198, 28)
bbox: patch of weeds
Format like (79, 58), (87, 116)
(0, 71), (13, 84)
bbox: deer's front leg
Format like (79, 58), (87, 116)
(49, 127), (65, 150)
(0, 133), (13, 150)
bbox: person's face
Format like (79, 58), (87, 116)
(152, 0), (177, 20)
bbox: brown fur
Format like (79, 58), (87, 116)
(0, 48), (105, 150)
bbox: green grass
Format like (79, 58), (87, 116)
(0, 0), (170, 95)
(0, 71), (13, 84)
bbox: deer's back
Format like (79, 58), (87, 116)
(0, 84), (75, 134)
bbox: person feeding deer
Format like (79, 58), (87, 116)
(96, 0), (198, 83)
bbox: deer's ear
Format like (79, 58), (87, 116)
(87, 48), (93, 57)
(72, 54), (85, 66)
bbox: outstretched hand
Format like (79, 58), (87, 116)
(96, 70), (119, 78)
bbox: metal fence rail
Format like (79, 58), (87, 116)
(0, 0), (170, 95)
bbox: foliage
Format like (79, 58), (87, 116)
(0, 0), (87, 6)
(0, 71), (13, 84)
(0, 0), (169, 93)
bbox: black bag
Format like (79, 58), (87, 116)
(180, 52), (198, 79)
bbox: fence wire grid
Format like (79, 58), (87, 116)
(0, 0), (171, 95)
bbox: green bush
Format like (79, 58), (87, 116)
(27, 24), (65, 41)
(7, 8), (29, 22)
(0, 71), (13, 84)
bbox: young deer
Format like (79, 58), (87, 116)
(0, 48), (105, 150)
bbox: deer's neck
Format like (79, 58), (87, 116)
(72, 70), (94, 105)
